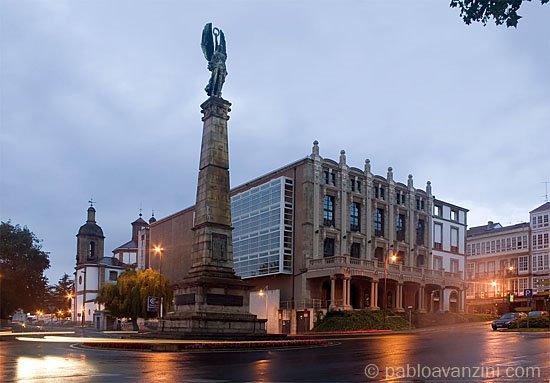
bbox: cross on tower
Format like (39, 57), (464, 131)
(88, 198), (95, 207)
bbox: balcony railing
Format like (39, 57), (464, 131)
(309, 256), (462, 280)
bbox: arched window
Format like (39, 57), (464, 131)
(88, 241), (96, 259)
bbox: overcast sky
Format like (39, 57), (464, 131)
(1, 1), (549, 284)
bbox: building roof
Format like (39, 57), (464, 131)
(467, 221), (529, 238)
(99, 256), (126, 268)
(131, 217), (148, 226)
(530, 202), (550, 214)
(113, 239), (137, 252)
(77, 222), (104, 237)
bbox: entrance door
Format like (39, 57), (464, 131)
(296, 311), (309, 333)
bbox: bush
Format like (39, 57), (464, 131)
(312, 309), (410, 332)
(513, 316), (550, 329)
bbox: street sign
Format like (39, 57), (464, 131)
(147, 296), (159, 312)
(524, 289), (533, 298)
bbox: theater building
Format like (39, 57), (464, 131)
(147, 142), (468, 333)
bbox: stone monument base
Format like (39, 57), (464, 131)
(161, 312), (265, 335)
(161, 272), (266, 336)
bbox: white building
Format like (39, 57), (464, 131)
(432, 199), (468, 312)
(530, 202), (550, 297)
(72, 205), (127, 329)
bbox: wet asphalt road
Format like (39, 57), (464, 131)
(1, 322), (548, 382)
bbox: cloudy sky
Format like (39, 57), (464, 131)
(1, 1), (549, 283)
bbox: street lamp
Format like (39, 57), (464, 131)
(259, 286), (269, 332)
(383, 251), (397, 326)
(153, 246), (164, 319)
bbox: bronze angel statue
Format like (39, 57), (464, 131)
(201, 23), (227, 98)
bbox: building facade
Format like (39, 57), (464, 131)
(465, 202), (550, 313)
(72, 206), (141, 329)
(146, 142), (468, 333)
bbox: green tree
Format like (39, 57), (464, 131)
(450, 0), (549, 27)
(96, 268), (172, 331)
(0, 221), (50, 319)
(45, 273), (74, 318)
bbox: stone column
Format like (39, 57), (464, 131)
(373, 280), (379, 309)
(312, 141), (321, 259)
(419, 285), (426, 313)
(396, 283), (404, 312)
(190, 97), (235, 274)
(370, 281), (376, 309)
(342, 278), (348, 308)
(330, 276), (336, 309)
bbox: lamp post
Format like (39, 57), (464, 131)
(259, 286), (269, 332)
(153, 246), (164, 320)
(383, 252), (397, 326)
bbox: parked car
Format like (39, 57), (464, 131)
(491, 313), (525, 330)
(527, 311), (549, 318)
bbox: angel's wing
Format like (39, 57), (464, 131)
(218, 29), (227, 57)
(201, 23), (214, 61)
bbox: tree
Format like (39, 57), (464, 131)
(450, 0), (549, 27)
(45, 273), (74, 318)
(0, 221), (50, 319)
(96, 268), (172, 331)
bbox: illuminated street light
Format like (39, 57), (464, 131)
(153, 246), (164, 320)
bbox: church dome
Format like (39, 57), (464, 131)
(78, 222), (104, 237)
(77, 206), (104, 237)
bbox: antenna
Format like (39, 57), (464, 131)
(542, 181), (550, 203)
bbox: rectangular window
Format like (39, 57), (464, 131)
(434, 223), (443, 250)
(396, 214), (406, 241)
(518, 256), (528, 272)
(350, 242), (361, 258)
(544, 233), (549, 248)
(487, 261), (495, 276)
(323, 238), (335, 258)
(523, 235), (527, 249)
(433, 256), (443, 270)
(323, 195), (335, 226)
(356, 181), (361, 193)
(451, 227), (459, 253)
(374, 208), (384, 237)
(434, 205), (442, 217)
(109, 271), (118, 281)
(416, 198), (421, 210)
(532, 216), (537, 227)
(374, 185), (379, 199)
(519, 278), (528, 295)
(538, 216), (543, 225)
(512, 237), (517, 250)
(544, 214), (549, 226)
(450, 259), (459, 273)
(416, 219), (425, 246)
(380, 187), (385, 200)
(506, 238), (511, 251)
(331, 173), (336, 186)
(350, 202), (361, 232)
(533, 234), (538, 249)
(467, 263), (474, 279)
(350, 179), (355, 192)
(496, 240), (501, 252)
(532, 254), (549, 272)
(490, 240), (495, 253)
(477, 262), (485, 276)
(467, 243), (471, 256)
(450, 209), (458, 222)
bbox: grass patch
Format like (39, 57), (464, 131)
(312, 310), (410, 332)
